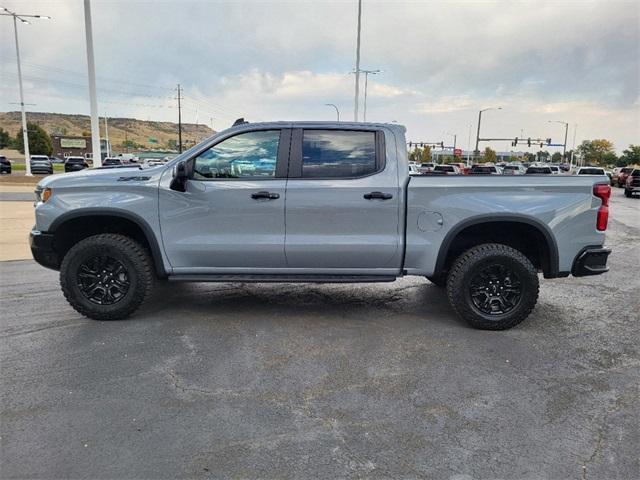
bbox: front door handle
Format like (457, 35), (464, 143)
(251, 191), (280, 200)
(364, 191), (393, 200)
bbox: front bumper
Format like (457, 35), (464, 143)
(572, 247), (611, 277)
(29, 229), (60, 270)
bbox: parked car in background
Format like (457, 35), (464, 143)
(615, 167), (635, 187)
(577, 167), (606, 176)
(502, 164), (526, 175)
(525, 165), (553, 175)
(50, 156), (65, 164)
(64, 156), (89, 173)
(103, 157), (124, 167)
(0, 156), (11, 174)
(624, 169), (640, 198)
(434, 164), (461, 175)
(549, 165), (561, 175)
(418, 163), (436, 174)
(560, 163), (571, 172)
(408, 163), (421, 175)
(30, 155), (53, 175)
(469, 164), (501, 175)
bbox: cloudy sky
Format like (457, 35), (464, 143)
(1, 0), (638, 153)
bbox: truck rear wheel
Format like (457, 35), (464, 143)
(446, 243), (539, 330)
(60, 234), (155, 320)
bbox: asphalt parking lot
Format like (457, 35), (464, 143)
(1, 189), (638, 479)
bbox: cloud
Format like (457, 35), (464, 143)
(1, 0), (638, 152)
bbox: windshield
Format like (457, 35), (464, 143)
(67, 158), (84, 163)
(434, 165), (454, 172)
(526, 167), (551, 174)
(579, 168), (604, 175)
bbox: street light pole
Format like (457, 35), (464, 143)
(83, 0), (102, 167)
(475, 107), (502, 159)
(548, 120), (569, 159)
(360, 69), (381, 122)
(2, 7), (52, 176)
(353, 0), (362, 121)
(325, 104), (340, 121)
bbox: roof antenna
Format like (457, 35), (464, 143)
(232, 118), (248, 126)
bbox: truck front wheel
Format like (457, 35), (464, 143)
(60, 234), (155, 320)
(446, 243), (539, 330)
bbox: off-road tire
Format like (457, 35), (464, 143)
(60, 234), (155, 320)
(624, 189), (632, 198)
(446, 243), (539, 330)
(426, 275), (447, 287)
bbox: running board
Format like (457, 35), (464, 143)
(167, 274), (397, 283)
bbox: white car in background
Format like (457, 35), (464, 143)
(577, 167), (606, 176)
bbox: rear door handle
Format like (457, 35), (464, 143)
(364, 191), (393, 200)
(251, 191), (280, 200)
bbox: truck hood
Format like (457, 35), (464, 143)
(37, 164), (166, 189)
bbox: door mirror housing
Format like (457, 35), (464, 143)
(170, 161), (188, 192)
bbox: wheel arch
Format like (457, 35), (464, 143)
(48, 208), (167, 278)
(434, 214), (559, 279)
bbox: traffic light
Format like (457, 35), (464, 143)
(546, 138), (552, 146)
(527, 137), (531, 147)
(408, 142), (412, 148)
(440, 142), (444, 149)
(512, 137), (518, 147)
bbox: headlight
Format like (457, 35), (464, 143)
(34, 187), (52, 204)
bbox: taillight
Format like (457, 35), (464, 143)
(593, 184), (610, 231)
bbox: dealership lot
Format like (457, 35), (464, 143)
(0, 190), (638, 479)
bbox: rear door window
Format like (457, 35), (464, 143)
(301, 130), (377, 178)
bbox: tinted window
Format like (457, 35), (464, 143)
(194, 130), (280, 179)
(67, 158), (85, 163)
(434, 165), (455, 172)
(578, 168), (604, 175)
(302, 130), (377, 178)
(526, 167), (552, 174)
(470, 166), (496, 174)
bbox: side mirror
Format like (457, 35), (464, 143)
(170, 161), (188, 192)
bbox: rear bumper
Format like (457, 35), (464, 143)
(572, 247), (611, 277)
(29, 229), (60, 270)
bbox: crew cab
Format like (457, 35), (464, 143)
(30, 121), (612, 330)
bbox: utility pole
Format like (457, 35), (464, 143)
(325, 104), (340, 121)
(176, 84), (183, 153)
(104, 116), (110, 157)
(2, 7), (52, 176)
(353, 0), (362, 121)
(83, 0), (101, 167)
(210, 117), (214, 132)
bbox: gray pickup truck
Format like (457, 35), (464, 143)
(30, 121), (611, 330)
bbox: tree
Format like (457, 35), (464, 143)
(537, 150), (550, 162)
(551, 152), (563, 163)
(483, 147), (496, 163)
(15, 122), (52, 156)
(420, 145), (432, 164)
(576, 139), (615, 166)
(617, 145), (640, 167)
(0, 127), (11, 149)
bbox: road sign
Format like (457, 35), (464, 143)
(454, 148), (462, 158)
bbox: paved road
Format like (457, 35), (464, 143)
(1, 190), (638, 479)
(0, 192), (33, 202)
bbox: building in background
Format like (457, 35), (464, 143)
(51, 135), (110, 161)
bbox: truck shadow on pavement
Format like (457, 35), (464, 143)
(138, 278), (465, 329)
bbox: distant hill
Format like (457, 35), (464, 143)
(0, 111), (215, 152)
